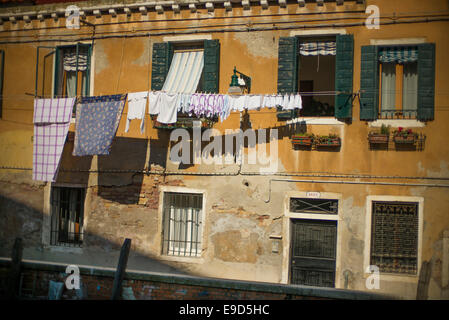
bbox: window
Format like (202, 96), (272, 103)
(360, 43), (435, 122)
(298, 37), (336, 117)
(370, 201), (419, 275)
(151, 39), (220, 94)
(161, 192), (203, 257)
(50, 186), (85, 247)
(379, 46), (418, 118)
(277, 34), (353, 120)
(54, 43), (91, 98)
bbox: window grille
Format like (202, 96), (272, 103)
(290, 198), (338, 214)
(50, 187), (85, 247)
(162, 192), (203, 257)
(370, 201), (419, 274)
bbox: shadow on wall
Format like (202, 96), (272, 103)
(0, 187), (190, 280)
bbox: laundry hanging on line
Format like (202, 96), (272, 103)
(147, 91), (303, 125)
(125, 91), (148, 134)
(32, 97), (76, 182)
(73, 94), (127, 156)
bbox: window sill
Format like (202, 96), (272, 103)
(363, 271), (418, 283)
(45, 245), (83, 254)
(369, 119), (425, 128)
(158, 254), (204, 264)
(286, 117), (345, 125)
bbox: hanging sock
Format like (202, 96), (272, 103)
(125, 91), (148, 134)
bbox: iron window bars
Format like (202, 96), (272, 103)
(370, 201), (419, 275)
(50, 186), (85, 247)
(162, 192), (203, 257)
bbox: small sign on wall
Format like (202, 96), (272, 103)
(306, 192), (321, 198)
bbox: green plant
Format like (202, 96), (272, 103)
(393, 127), (418, 138)
(380, 124), (390, 135)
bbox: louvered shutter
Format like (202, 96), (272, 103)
(360, 45), (379, 121)
(417, 43), (435, 121)
(151, 42), (173, 91)
(277, 37), (298, 120)
(334, 34), (354, 120)
(202, 39), (220, 93)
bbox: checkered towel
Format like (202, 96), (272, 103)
(33, 98), (76, 182)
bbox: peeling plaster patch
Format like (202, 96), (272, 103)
(94, 42), (109, 74)
(348, 237), (364, 255)
(233, 32), (278, 59)
(212, 230), (260, 263)
(131, 39), (150, 67)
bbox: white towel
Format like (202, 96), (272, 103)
(125, 91), (148, 134)
(246, 95), (263, 110)
(148, 91), (161, 115)
(157, 92), (179, 124)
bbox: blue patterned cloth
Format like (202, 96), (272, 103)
(73, 94), (127, 156)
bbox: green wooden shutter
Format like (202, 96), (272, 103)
(360, 45), (379, 121)
(151, 42), (173, 91)
(277, 37), (298, 94)
(335, 34), (354, 120)
(203, 39), (220, 93)
(277, 37), (298, 120)
(54, 47), (61, 97)
(417, 43), (435, 121)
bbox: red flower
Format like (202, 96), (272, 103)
(398, 127), (403, 132)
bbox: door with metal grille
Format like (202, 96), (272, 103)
(290, 219), (337, 288)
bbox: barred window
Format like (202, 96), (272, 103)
(162, 192), (203, 257)
(50, 187), (85, 247)
(370, 201), (419, 275)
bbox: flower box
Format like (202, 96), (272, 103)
(393, 127), (418, 144)
(292, 134), (314, 146)
(393, 134), (417, 144)
(368, 133), (389, 144)
(316, 136), (341, 147)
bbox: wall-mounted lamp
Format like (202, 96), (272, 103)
(228, 66), (251, 94)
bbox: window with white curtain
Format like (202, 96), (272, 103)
(54, 45), (91, 99)
(379, 46), (418, 119)
(162, 192), (203, 257)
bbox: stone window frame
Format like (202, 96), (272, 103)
(42, 182), (91, 254)
(157, 185), (207, 264)
(363, 195), (424, 282)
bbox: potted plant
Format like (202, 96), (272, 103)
(292, 132), (314, 146)
(316, 134), (341, 147)
(368, 124), (390, 144)
(393, 127), (418, 144)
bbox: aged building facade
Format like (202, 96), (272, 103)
(0, 0), (448, 299)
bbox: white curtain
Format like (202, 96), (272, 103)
(381, 62), (396, 116)
(168, 205), (201, 256)
(403, 62), (418, 117)
(66, 71), (77, 97)
(162, 50), (204, 93)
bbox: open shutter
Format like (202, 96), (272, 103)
(335, 34), (354, 120)
(360, 45), (379, 121)
(151, 42), (173, 91)
(417, 43), (435, 121)
(277, 37), (298, 94)
(277, 37), (298, 120)
(203, 39), (220, 93)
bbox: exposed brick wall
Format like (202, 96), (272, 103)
(0, 266), (332, 300)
